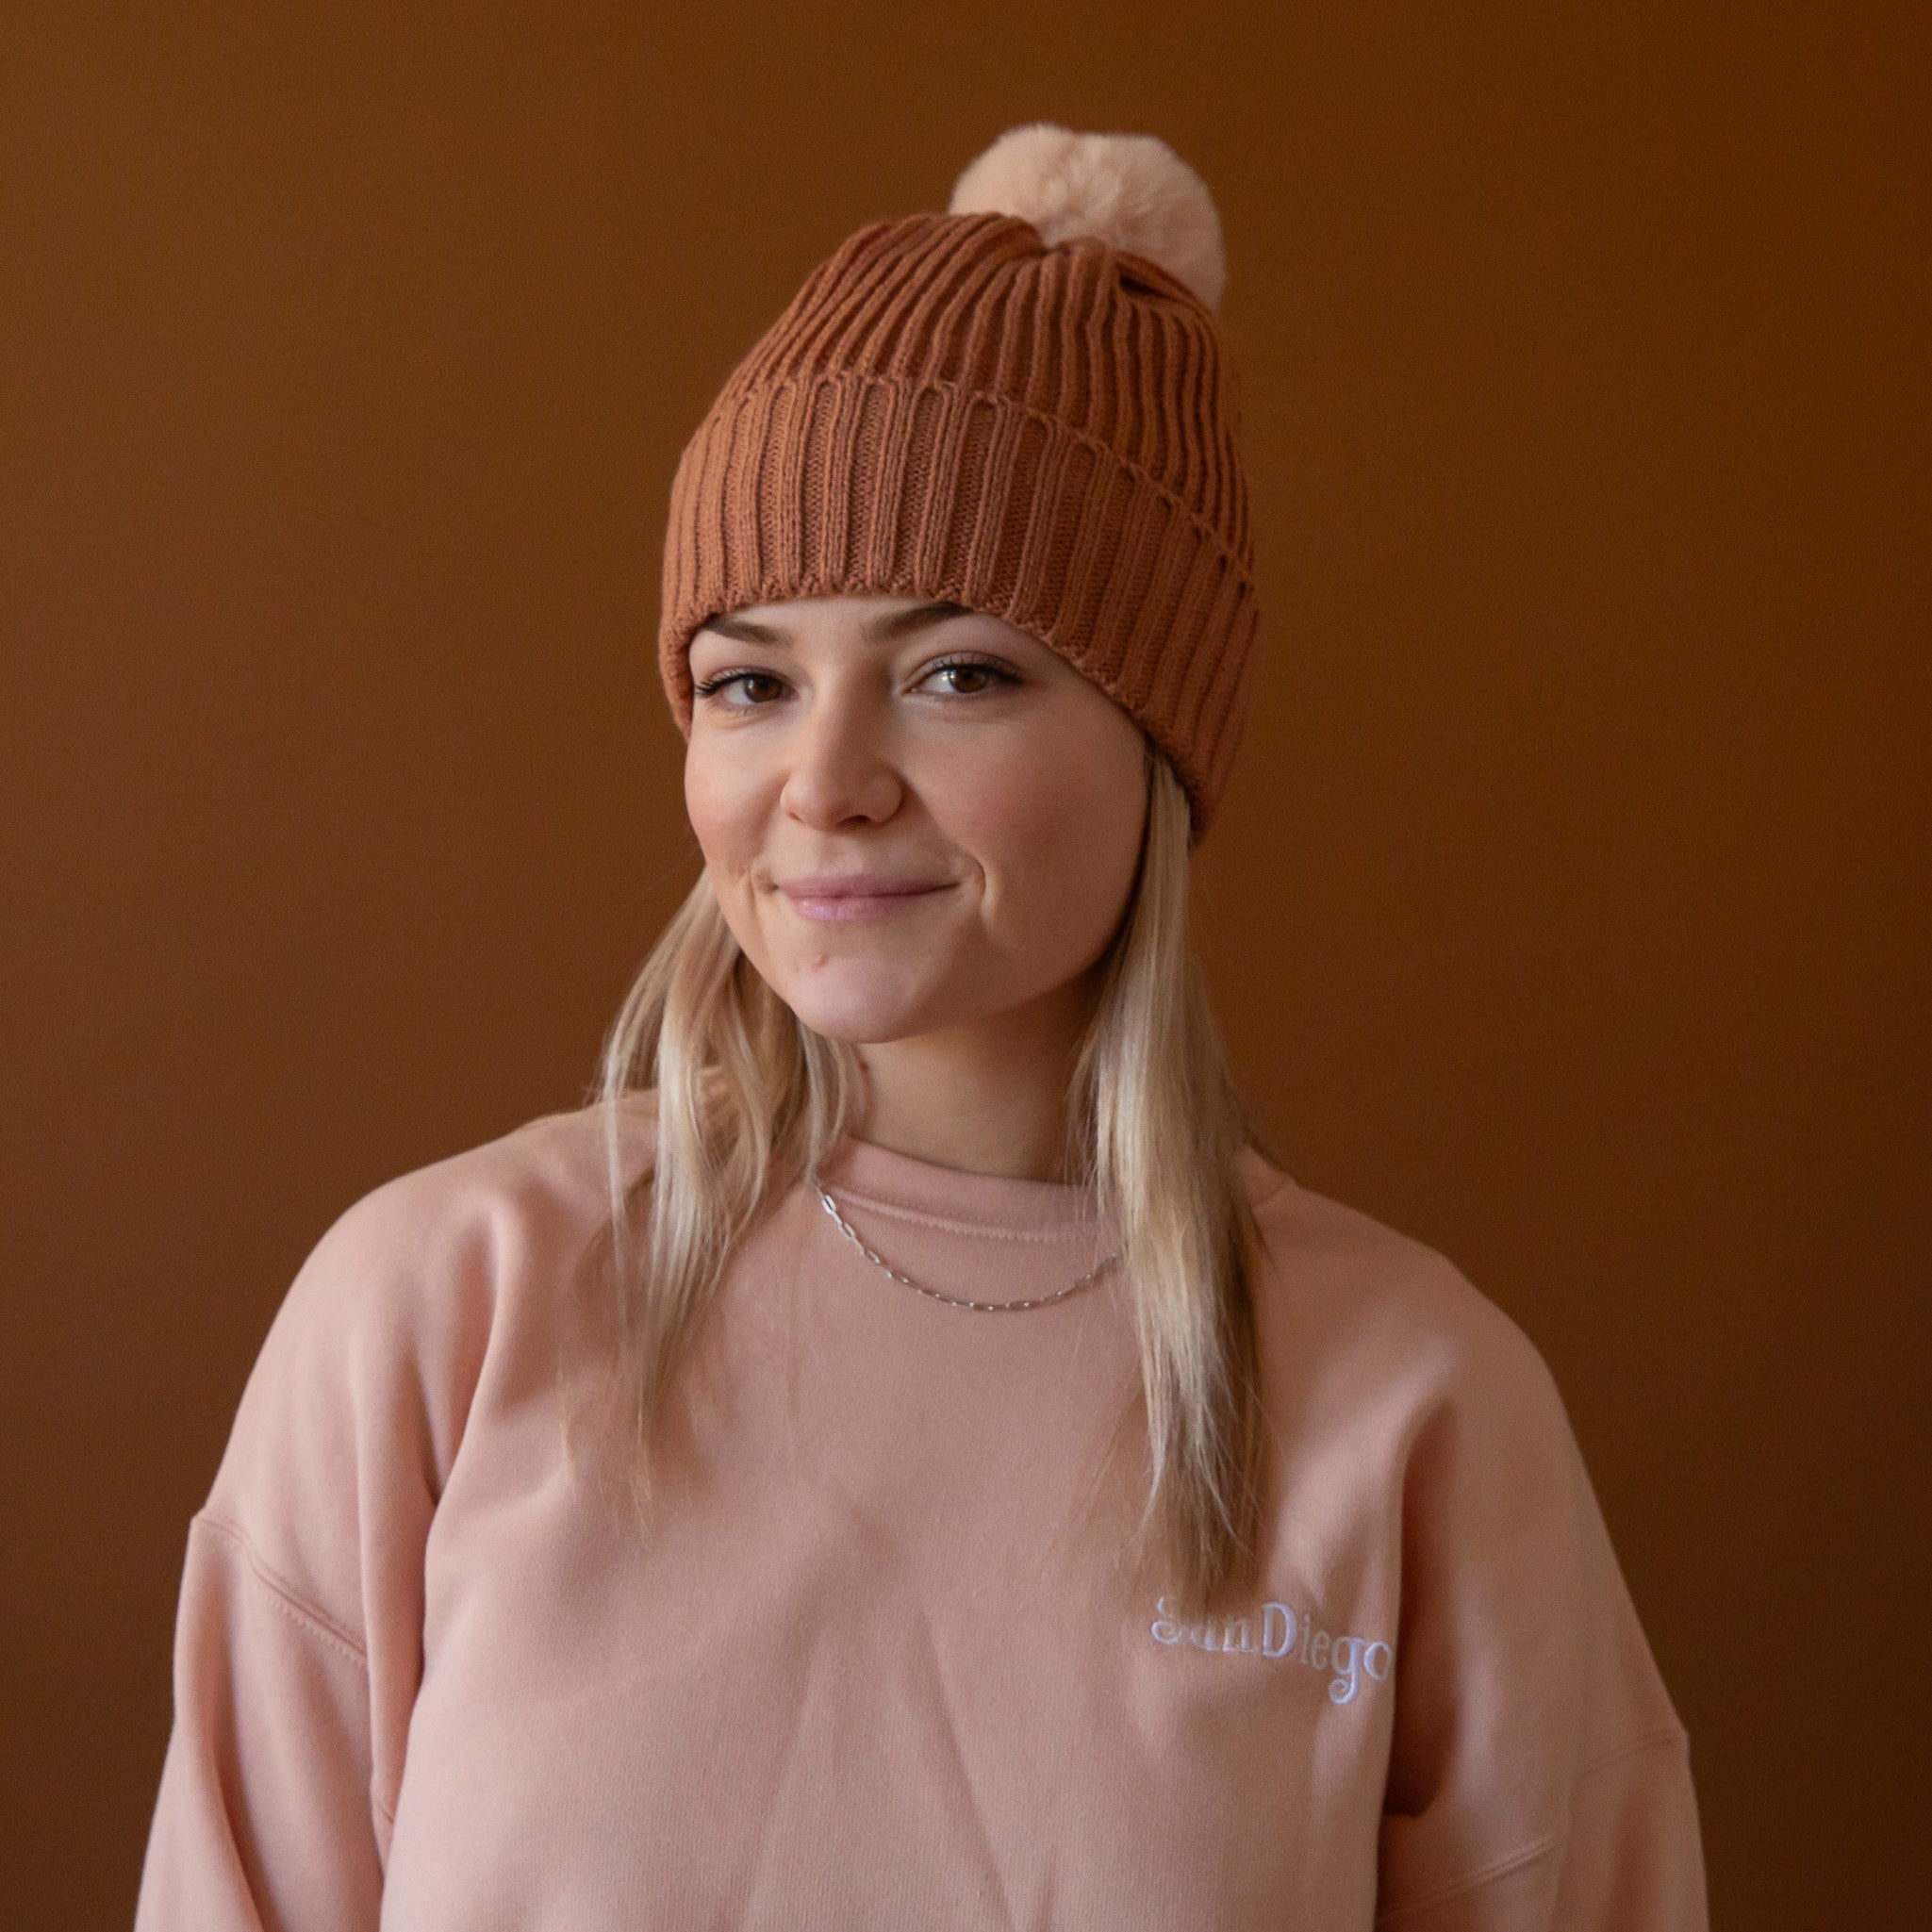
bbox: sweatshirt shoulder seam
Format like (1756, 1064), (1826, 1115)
(1372, 1726), (1693, 1925)
(1246, 1167), (1294, 1213)
(1578, 1722), (1691, 1780)
(1374, 1829), (1563, 1926)
(191, 1512), (370, 1674)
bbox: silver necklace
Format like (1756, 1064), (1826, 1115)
(814, 1185), (1119, 1314)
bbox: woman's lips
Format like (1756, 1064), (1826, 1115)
(775, 875), (953, 923)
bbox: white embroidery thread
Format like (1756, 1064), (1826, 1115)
(1148, 1594), (1394, 1706)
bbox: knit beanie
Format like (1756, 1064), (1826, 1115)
(657, 124), (1259, 835)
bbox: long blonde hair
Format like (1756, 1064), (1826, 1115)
(592, 750), (1264, 1613)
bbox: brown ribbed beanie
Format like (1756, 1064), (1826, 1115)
(658, 124), (1258, 834)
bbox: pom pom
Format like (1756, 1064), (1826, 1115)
(948, 122), (1227, 313)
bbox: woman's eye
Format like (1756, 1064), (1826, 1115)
(695, 660), (1013, 705)
(921, 660), (1012, 696)
(697, 670), (787, 707)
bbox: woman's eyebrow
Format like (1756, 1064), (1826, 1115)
(697, 601), (970, 647)
(697, 613), (784, 645)
(867, 600), (972, 639)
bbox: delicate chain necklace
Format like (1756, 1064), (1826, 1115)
(814, 1184), (1120, 1314)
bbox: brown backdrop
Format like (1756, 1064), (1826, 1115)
(4, 5), (1926, 1924)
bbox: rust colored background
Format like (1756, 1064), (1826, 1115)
(4, 5), (1926, 1924)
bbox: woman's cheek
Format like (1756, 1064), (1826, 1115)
(949, 738), (1143, 936)
(683, 744), (764, 881)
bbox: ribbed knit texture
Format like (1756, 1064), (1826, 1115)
(658, 210), (1260, 834)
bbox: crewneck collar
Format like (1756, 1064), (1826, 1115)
(813, 1134), (1103, 1237)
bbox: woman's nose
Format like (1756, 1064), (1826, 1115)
(779, 695), (903, 831)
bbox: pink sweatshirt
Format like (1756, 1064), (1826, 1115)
(135, 1096), (1707, 1928)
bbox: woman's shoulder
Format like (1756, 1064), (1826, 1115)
(221, 1095), (657, 1439)
(296, 1092), (657, 1298)
(197, 1096), (658, 1559)
(179, 1096), (656, 1660)
(1237, 1146), (1570, 1428)
(349, 1087), (655, 1221)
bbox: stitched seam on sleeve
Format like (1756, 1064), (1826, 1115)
(1374, 1727), (1693, 1925)
(1246, 1167), (1294, 1211)
(1374, 1830), (1565, 1926)
(192, 1512), (370, 1675)
(1577, 1723), (1689, 1781)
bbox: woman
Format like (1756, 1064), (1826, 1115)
(136, 124), (1709, 1927)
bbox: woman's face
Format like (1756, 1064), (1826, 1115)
(683, 595), (1149, 1047)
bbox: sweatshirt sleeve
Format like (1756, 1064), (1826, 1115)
(135, 1157), (498, 1931)
(1372, 1288), (1709, 1930)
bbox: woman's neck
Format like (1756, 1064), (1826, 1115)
(853, 978), (1094, 1183)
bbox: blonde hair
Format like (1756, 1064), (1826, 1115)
(592, 751), (1264, 1613)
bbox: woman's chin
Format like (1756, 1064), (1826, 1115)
(768, 963), (955, 1047)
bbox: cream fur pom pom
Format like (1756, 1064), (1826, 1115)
(948, 122), (1227, 313)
